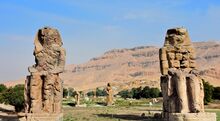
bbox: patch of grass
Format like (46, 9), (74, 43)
(62, 97), (220, 121)
(206, 109), (220, 121)
(63, 113), (75, 121)
(81, 98), (96, 106)
(217, 111), (220, 121)
(115, 98), (162, 108)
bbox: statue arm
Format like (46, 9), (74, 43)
(28, 50), (44, 74)
(28, 66), (37, 73)
(50, 47), (66, 74)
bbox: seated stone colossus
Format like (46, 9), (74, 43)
(25, 27), (66, 114)
(159, 27), (204, 116)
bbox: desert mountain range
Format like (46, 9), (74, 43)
(4, 41), (220, 92)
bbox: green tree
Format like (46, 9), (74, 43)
(117, 90), (132, 99)
(69, 88), (74, 97)
(141, 86), (150, 98)
(63, 87), (76, 98)
(96, 88), (106, 97)
(140, 86), (161, 98)
(87, 91), (94, 97)
(131, 87), (142, 99)
(203, 80), (214, 105)
(63, 88), (68, 98)
(1, 84), (24, 112)
(149, 88), (160, 98)
(0, 84), (7, 93)
(117, 86), (161, 99)
(213, 87), (220, 100)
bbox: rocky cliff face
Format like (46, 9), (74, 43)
(4, 41), (220, 91)
(193, 41), (220, 86)
(61, 41), (220, 91)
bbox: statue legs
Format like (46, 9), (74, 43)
(43, 74), (62, 113)
(24, 76), (31, 113)
(43, 74), (53, 113)
(165, 69), (204, 113)
(26, 73), (62, 114)
(187, 74), (204, 113)
(30, 73), (43, 113)
(174, 71), (189, 113)
(53, 75), (62, 113)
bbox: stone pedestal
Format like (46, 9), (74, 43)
(168, 113), (216, 121)
(24, 113), (63, 121)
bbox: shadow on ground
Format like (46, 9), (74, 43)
(66, 102), (75, 107)
(0, 107), (14, 113)
(0, 115), (19, 121)
(96, 102), (106, 106)
(0, 113), (24, 121)
(96, 113), (162, 121)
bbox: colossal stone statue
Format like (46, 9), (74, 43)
(159, 27), (216, 121)
(75, 91), (80, 106)
(24, 27), (65, 120)
(105, 83), (113, 106)
(160, 27), (203, 113)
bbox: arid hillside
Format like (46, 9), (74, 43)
(62, 41), (220, 91)
(4, 41), (220, 91)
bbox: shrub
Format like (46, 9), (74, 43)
(203, 80), (214, 105)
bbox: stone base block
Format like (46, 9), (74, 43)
(168, 113), (216, 121)
(22, 113), (63, 121)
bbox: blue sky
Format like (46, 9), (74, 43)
(0, 0), (220, 81)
